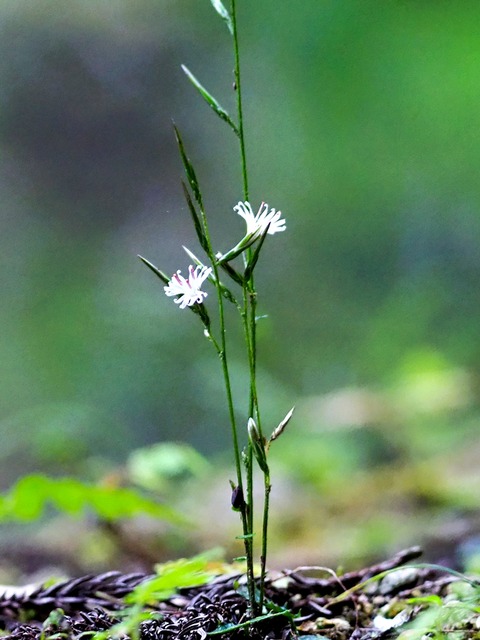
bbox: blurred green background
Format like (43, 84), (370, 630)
(1, 0), (480, 579)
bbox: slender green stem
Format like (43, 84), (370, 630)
(230, 0), (263, 615)
(244, 281), (271, 613)
(247, 284), (271, 613)
(193, 195), (243, 489)
(247, 287), (260, 428)
(209, 261), (255, 611)
(231, 0), (248, 202)
(243, 285), (257, 556)
(242, 288), (255, 609)
(189, 179), (255, 607)
(231, 0), (272, 615)
(210, 245), (256, 612)
(259, 472), (271, 613)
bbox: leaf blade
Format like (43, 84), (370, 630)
(181, 65), (239, 136)
(138, 255), (170, 285)
(173, 124), (202, 206)
(181, 181), (209, 253)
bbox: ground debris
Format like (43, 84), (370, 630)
(0, 548), (472, 640)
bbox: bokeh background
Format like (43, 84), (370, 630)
(2, 0), (480, 581)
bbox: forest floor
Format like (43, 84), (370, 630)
(1, 547), (479, 640)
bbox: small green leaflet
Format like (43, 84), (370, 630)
(173, 124), (202, 206)
(181, 181), (209, 253)
(208, 610), (293, 636)
(125, 555), (215, 605)
(209, 0), (233, 35)
(181, 65), (239, 136)
(138, 255), (170, 284)
(244, 223), (270, 281)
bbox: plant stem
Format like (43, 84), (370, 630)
(210, 270), (255, 610)
(259, 471), (271, 613)
(231, 0), (262, 615)
(189, 174), (255, 608)
(242, 287), (255, 611)
(231, 0), (271, 614)
(244, 281), (271, 614)
(191, 199), (241, 474)
(247, 289), (270, 611)
(231, 0), (248, 202)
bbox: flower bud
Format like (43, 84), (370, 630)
(230, 485), (245, 512)
(247, 418), (269, 475)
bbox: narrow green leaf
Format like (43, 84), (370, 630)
(248, 418), (269, 475)
(181, 65), (239, 136)
(173, 124), (202, 206)
(138, 255), (170, 285)
(183, 245), (206, 268)
(244, 223), (270, 281)
(219, 260), (244, 286)
(208, 611), (292, 636)
(181, 182), (209, 253)
(216, 229), (260, 264)
(125, 555), (215, 605)
(209, 0), (233, 34)
(192, 300), (211, 329)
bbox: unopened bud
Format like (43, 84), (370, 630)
(268, 406), (295, 448)
(247, 418), (269, 475)
(247, 417), (260, 443)
(230, 482), (245, 512)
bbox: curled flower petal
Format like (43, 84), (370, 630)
(216, 200), (286, 264)
(234, 201), (286, 237)
(164, 265), (212, 309)
(233, 201), (257, 235)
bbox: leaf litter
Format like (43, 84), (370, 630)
(0, 547), (476, 640)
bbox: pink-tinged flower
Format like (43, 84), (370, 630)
(234, 201), (286, 237)
(164, 265), (212, 309)
(216, 200), (286, 264)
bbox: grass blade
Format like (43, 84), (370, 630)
(138, 255), (170, 285)
(219, 260), (244, 286)
(182, 65), (239, 136)
(208, 610), (292, 636)
(182, 181), (209, 252)
(244, 223), (270, 281)
(173, 124), (202, 206)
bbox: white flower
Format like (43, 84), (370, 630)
(164, 265), (212, 309)
(216, 200), (286, 264)
(234, 201), (286, 237)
